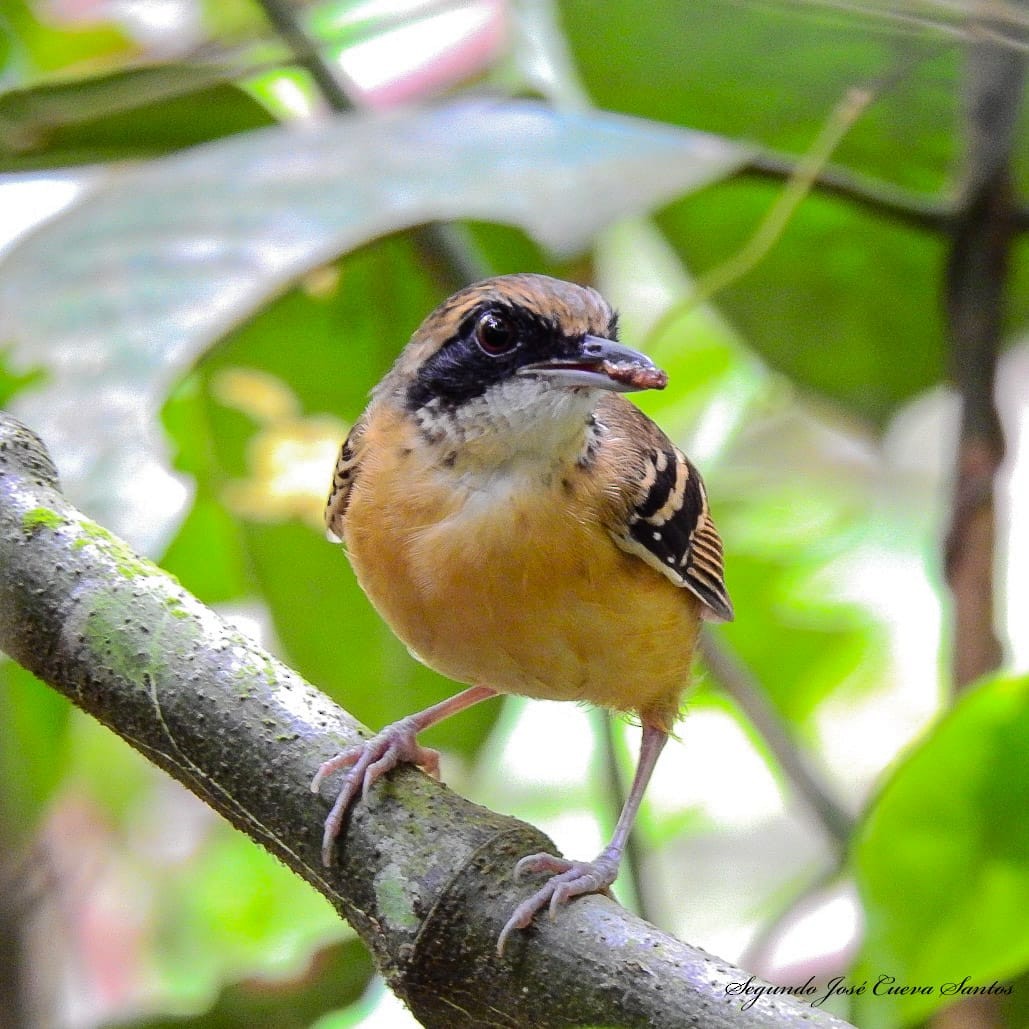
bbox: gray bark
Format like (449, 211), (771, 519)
(0, 412), (854, 1029)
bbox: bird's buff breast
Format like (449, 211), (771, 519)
(342, 443), (700, 722)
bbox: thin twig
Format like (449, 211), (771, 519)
(255, 0), (358, 109)
(699, 633), (856, 850)
(741, 152), (955, 230)
(743, 152), (1029, 229)
(748, 0), (1029, 55)
(648, 82), (880, 346)
(738, 864), (845, 975)
(691, 84), (877, 305)
(747, 152), (1029, 230)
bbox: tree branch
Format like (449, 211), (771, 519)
(740, 152), (956, 231)
(932, 20), (1025, 1029)
(942, 19), (1024, 692)
(0, 413), (855, 1028)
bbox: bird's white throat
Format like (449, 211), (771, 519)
(414, 377), (602, 474)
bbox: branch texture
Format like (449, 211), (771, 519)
(933, 22), (1025, 1029)
(0, 413), (854, 1029)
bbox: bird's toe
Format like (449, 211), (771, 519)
(314, 720), (442, 865)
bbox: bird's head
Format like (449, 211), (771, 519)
(378, 274), (667, 463)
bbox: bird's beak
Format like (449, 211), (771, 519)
(517, 335), (668, 394)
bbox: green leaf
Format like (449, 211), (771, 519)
(123, 937), (373, 1029)
(198, 0), (272, 42)
(1, 98), (748, 555)
(1, 0), (132, 80)
(718, 548), (882, 726)
(558, 0), (961, 192)
(159, 489), (251, 606)
(160, 372), (251, 604)
(0, 344), (45, 406)
(461, 220), (550, 278)
(657, 179), (947, 425)
(0, 64), (276, 171)
(853, 673), (1029, 1026)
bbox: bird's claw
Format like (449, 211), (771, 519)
(312, 718), (441, 866)
(497, 850), (620, 956)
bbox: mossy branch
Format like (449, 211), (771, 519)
(0, 413), (854, 1029)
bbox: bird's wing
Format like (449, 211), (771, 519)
(325, 415), (368, 542)
(600, 399), (734, 623)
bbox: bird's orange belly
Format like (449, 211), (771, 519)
(344, 468), (700, 725)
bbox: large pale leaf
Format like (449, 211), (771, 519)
(0, 97), (749, 553)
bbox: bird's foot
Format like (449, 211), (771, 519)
(496, 848), (621, 956)
(311, 717), (441, 865)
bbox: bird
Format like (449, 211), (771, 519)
(311, 273), (733, 955)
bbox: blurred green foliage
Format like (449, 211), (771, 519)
(0, 1), (1026, 1027)
(853, 674), (1029, 1027)
(558, 0), (964, 191)
(0, 660), (70, 843)
(0, 65), (276, 170)
(658, 183), (949, 424)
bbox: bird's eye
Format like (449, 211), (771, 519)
(474, 311), (517, 356)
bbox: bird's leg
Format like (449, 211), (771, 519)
(312, 684), (497, 865)
(497, 722), (668, 955)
